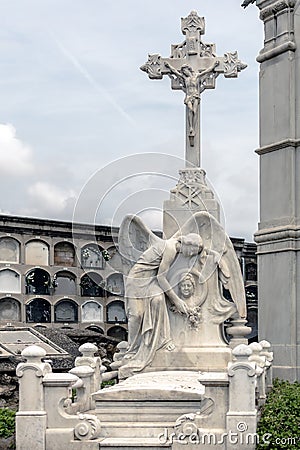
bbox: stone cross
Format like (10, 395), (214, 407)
(141, 11), (247, 167)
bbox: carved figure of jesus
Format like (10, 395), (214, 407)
(165, 60), (219, 137)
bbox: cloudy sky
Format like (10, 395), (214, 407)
(0, 0), (263, 241)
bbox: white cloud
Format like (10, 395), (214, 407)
(27, 182), (76, 216)
(0, 124), (34, 175)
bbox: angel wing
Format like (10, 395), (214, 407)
(118, 214), (163, 274)
(173, 211), (246, 319)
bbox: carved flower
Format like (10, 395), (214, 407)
(187, 307), (202, 329)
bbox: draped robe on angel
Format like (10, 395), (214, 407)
(123, 240), (173, 375)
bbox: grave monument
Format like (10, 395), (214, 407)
(15, 11), (272, 450)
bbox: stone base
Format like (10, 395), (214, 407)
(146, 346), (232, 373)
(92, 371), (229, 449)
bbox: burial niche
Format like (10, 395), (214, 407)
(0, 269), (21, 293)
(53, 271), (77, 296)
(107, 300), (127, 323)
(25, 240), (49, 266)
(107, 325), (128, 341)
(25, 268), (51, 295)
(26, 298), (51, 323)
(82, 301), (103, 322)
(245, 284), (258, 302)
(54, 300), (78, 323)
(0, 237), (20, 263)
(105, 245), (123, 271)
(81, 244), (104, 269)
(0, 298), (21, 322)
(80, 272), (105, 297)
(54, 242), (76, 267)
(245, 262), (257, 282)
(106, 273), (124, 296)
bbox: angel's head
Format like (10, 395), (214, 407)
(179, 233), (203, 257)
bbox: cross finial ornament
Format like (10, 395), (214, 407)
(141, 11), (247, 168)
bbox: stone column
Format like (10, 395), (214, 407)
(16, 345), (51, 450)
(75, 343), (102, 394)
(255, 0), (300, 380)
(227, 345), (257, 450)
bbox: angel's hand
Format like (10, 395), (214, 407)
(173, 299), (189, 315)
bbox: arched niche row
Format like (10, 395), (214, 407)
(0, 269), (21, 293)
(80, 272), (105, 297)
(53, 271), (77, 296)
(106, 273), (124, 296)
(107, 300), (127, 323)
(82, 301), (103, 322)
(107, 326), (128, 342)
(0, 237), (20, 263)
(25, 268), (51, 295)
(54, 242), (76, 267)
(0, 298), (21, 322)
(245, 262), (257, 282)
(81, 244), (104, 269)
(54, 299), (78, 323)
(26, 298), (51, 323)
(25, 240), (49, 266)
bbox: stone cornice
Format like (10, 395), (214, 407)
(254, 224), (300, 244)
(255, 138), (300, 154)
(257, 40), (296, 62)
(259, 0), (296, 20)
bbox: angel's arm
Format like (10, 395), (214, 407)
(157, 240), (188, 314)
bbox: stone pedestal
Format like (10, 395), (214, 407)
(255, 0), (300, 380)
(163, 168), (220, 238)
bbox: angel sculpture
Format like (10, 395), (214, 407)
(118, 212), (246, 378)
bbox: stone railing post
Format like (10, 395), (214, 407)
(42, 371), (79, 429)
(69, 365), (94, 410)
(248, 342), (266, 407)
(16, 345), (52, 450)
(75, 343), (102, 393)
(259, 340), (273, 392)
(227, 344), (257, 450)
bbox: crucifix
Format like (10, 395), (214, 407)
(141, 11), (247, 168)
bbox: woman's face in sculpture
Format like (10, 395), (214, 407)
(179, 277), (195, 298)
